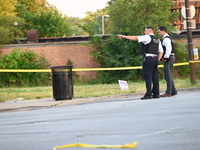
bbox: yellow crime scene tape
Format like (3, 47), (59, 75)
(0, 61), (199, 72)
(52, 141), (138, 150)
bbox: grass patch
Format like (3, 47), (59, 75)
(0, 78), (200, 102)
(0, 86), (52, 102)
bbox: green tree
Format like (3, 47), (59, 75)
(17, 0), (47, 12)
(29, 7), (70, 37)
(67, 17), (87, 36)
(77, 9), (109, 35)
(15, 0), (48, 36)
(0, 0), (22, 44)
(107, 0), (178, 35)
(85, 9), (108, 35)
(16, 0), (70, 37)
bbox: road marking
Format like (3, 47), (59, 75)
(137, 127), (181, 137)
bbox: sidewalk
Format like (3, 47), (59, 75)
(0, 92), (144, 113)
(0, 87), (200, 113)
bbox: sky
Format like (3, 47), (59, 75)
(46, 0), (110, 18)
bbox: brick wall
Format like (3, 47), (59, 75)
(1, 43), (100, 80)
(173, 37), (200, 50)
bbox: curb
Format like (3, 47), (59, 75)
(0, 87), (199, 113)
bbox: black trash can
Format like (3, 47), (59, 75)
(50, 65), (74, 100)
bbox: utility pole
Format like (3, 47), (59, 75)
(185, 0), (196, 84)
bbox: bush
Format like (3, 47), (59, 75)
(91, 35), (142, 83)
(0, 49), (50, 87)
(174, 42), (190, 78)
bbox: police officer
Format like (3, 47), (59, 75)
(118, 26), (163, 100)
(158, 26), (177, 97)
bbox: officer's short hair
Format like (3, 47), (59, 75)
(158, 26), (167, 32)
(145, 26), (154, 30)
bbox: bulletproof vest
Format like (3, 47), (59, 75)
(141, 35), (159, 56)
(161, 36), (175, 57)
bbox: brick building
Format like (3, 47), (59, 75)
(172, 0), (200, 30)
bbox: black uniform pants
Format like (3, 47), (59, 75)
(142, 56), (159, 97)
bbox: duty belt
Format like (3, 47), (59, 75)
(145, 53), (157, 57)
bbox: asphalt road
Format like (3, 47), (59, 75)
(0, 90), (200, 150)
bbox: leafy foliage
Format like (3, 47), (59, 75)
(0, 0), (16, 16)
(76, 9), (109, 36)
(67, 17), (87, 36)
(0, 0), (49, 44)
(107, 0), (179, 35)
(0, 0), (22, 44)
(0, 49), (50, 87)
(174, 42), (190, 77)
(29, 8), (70, 37)
(97, 36), (142, 83)
(16, 1), (70, 38)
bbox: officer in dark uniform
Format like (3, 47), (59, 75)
(118, 26), (163, 100)
(158, 26), (177, 97)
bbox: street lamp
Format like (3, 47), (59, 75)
(102, 15), (109, 35)
(13, 22), (18, 44)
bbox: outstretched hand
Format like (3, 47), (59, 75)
(117, 35), (125, 39)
